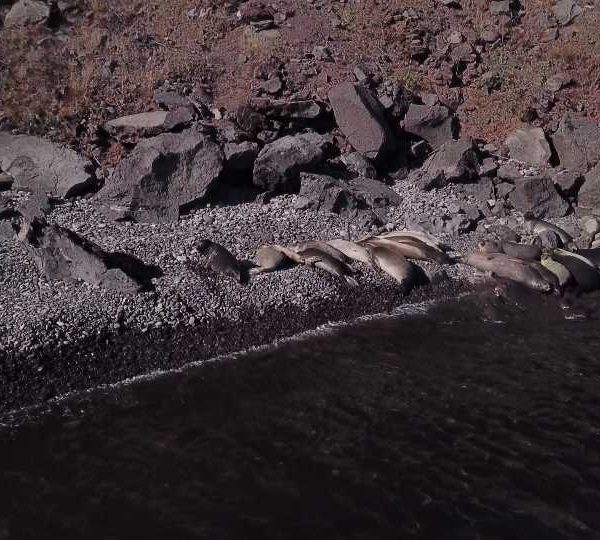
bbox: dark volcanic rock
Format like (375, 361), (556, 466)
(0, 133), (95, 198)
(295, 173), (400, 224)
(224, 141), (260, 174)
(97, 129), (224, 222)
(552, 169), (584, 197)
(578, 163), (600, 212)
(328, 82), (396, 161)
(18, 220), (159, 293)
(340, 152), (377, 179)
(551, 117), (600, 173)
(411, 137), (480, 190)
(505, 127), (551, 167)
(509, 176), (569, 218)
(250, 98), (322, 120)
(252, 132), (327, 192)
(403, 103), (455, 149)
(103, 109), (194, 139)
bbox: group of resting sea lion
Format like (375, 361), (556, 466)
(194, 214), (600, 296)
(195, 230), (449, 292)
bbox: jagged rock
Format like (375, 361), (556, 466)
(103, 109), (193, 139)
(19, 220), (158, 293)
(497, 163), (523, 181)
(294, 173), (400, 225)
(340, 152), (377, 179)
(224, 141), (259, 173)
(153, 91), (193, 110)
(328, 82), (396, 161)
(252, 132), (327, 192)
(551, 117), (600, 173)
(249, 97), (322, 120)
(461, 177), (494, 202)
(403, 103), (455, 149)
(505, 127), (551, 167)
(4, 0), (50, 28)
(553, 0), (582, 26)
(578, 163), (600, 212)
(411, 137), (480, 190)
(509, 176), (569, 218)
(97, 129), (223, 222)
(496, 182), (516, 199)
(0, 133), (95, 198)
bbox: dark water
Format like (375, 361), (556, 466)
(1, 287), (600, 540)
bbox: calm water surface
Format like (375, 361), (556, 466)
(1, 288), (600, 539)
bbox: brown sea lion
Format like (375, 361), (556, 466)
(197, 239), (245, 283)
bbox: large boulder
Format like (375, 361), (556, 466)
(551, 117), (600, 173)
(509, 176), (569, 218)
(328, 82), (396, 161)
(403, 103), (454, 149)
(4, 0), (50, 28)
(97, 129), (223, 222)
(578, 163), (600, 212)
(17, 219), (159, 293)
(252, 132), (327, 192)
(0, 133), (95, 198)
(295, 172), (401, 225)
(505, 127), (551, 167)
(103, 109), (193, 140)
(411, 137), (480, 190)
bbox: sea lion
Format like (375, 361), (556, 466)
(197, 239), (245, 283)
(250, 245), (291, 275)
(295, 246), (358, 286)
(501, 242), (542, 262)
(524, 215), (573, 246)
(529, 261), (560, 292)
(368, 245), (416, 289)
(374, 230), (445, 250)
(269, 244), (321, 265)
(362, 236), (450, 264)
(462, 252), (553, 292)
(540, 256), (572, 288)
(574, 248), (600, 268)
(479, 239), (542, 261)
(326, 239), (375, 265)
(478, 240), (503, 254)
(551, 249), (600, 293)
(294, 240), (350, 264)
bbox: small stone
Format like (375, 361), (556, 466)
(312, 45), (332, 61)
(4, 0), (51, 28)
(260, 77), (283, 95)
(447, 31), (463, 44)
(579, 216), (600, 237)
(545, 73), (573, 92)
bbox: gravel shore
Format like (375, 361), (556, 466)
(0, 173), (498, 414)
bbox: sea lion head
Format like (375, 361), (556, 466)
(196, 239), (213, 254)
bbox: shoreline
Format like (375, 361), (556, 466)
(1, 178), (490, 415)
(0, 280), (477, 422)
